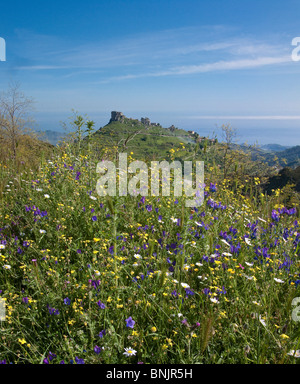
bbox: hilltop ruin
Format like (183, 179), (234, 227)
(109, 111), (160, 127)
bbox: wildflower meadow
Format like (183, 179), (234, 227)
(0, 143), (300, 365)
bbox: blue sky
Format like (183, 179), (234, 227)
(1, 0), (300, 145)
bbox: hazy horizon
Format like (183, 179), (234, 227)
(34, 111), (299, 147)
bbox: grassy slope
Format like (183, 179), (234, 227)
(0, 147), (299, 364)
(90, 118), (195, 161)
(0, 119), (300, 364)
(0, 134), (54, 195)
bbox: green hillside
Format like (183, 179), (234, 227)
(252, 145), (300, 169)
(260, 144), (292, 152)
(89, 112), (199, 161)
(264, 165), (300, 193)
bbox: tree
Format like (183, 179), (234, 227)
(0, 82), (35, 160)
(220, 123), (237, 179)
(60, 110), (96, 156)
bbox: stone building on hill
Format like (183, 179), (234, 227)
(109, 111), (160, 127)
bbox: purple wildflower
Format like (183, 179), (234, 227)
(64, 297), (71, 305)
(94, 345), (102, 354)
(75, 357), (85, 364)
(98, 329), (106, 338)
(92, 280), (101, 289)
(97, 301), (106, 309)
(48, 352), (56, 361)
(271, 210), (280, 222)
(125, 316), (135, 328)
(209, 183), (217, 192)
(47, 305), (60, 315)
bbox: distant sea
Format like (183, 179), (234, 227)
(34, 112), (300, 148)
(172, 117), (300, 147)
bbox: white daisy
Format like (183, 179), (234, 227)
(258, 217), (267, 223)
(259, 315), (267, 327)
(0, 245), (5, 250)
(222, 252), (232, 257)
(210, 297), (219, 304)
(39, 229), (46, 234)
(287, 350), (300, 358)
(221, 239), (231, 247)
(243, 274), (254, 280)
(3, 265), (11, 269)
(123, 347), (137, 357)
(274, 278), (284, 283)
(181, 282), (190, 289)
(197, 276), (207, 281)
(44, 194), (50, 199)
(245, 262), (254, 267)
(134, 254), (142, 259)
(245, 238), (252, 246)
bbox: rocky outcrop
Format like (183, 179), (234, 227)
(109, 111), (125, 123)
(141, 117), (160, 127)
(109, 111), (161, 127)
